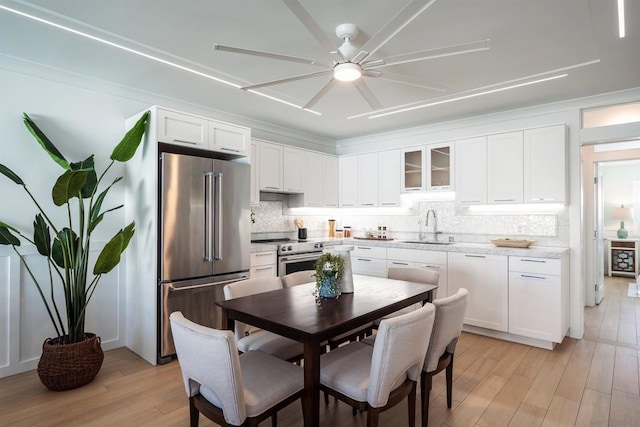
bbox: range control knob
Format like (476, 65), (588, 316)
(314, 243), (324, 249)
(280, 246), (287, 252)
(287, 245), (293, 251)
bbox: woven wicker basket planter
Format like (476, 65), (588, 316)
(37, 333), (104, 391)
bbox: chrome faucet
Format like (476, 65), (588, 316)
(425, 209), (442, 240)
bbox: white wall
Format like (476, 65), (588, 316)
(601, 161), (640, 236)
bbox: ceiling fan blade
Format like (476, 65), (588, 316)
(372, 72), (447, 92)
(358, 0), (437, 63)
(362, 39), (490, 69)
(303, 79), (338, 109)
(241, 70), (333, 90)
(362, 70), (382, 77)
(213, 44), (331, 68)
(353, 79), (382, 110)
(282, 0), (345, 62)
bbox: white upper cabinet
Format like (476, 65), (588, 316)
(209, 120), (250, 156)
(401, 147), (425, 192)
(487, 131), (523, 204)
(156, 107), (250, 156)
(426, 142), (454, 191)
(324, 155), (339, 208)
(258, 141), (283, 192)
(358, 152), (379, 207)
(303, 151), (324, 207)
(339, 155), (359, 207)
(250, 140), (260, 206)
(157, 108), (208, 149)
(524, 125), (567, 203)
(379, 149), (401, 207)
(283, 147), (305, 193)
(455, 136), (487, 205)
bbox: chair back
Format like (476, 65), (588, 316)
(424, 288), (468, 372)
(368, 303), (435, 407)
(170, 311), (247, 426)
(223, 276), (283, 338)
(388, 266), (439, 286)
(282, 270), (315, 288)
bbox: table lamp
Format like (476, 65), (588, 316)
(612, 204), (632, 238)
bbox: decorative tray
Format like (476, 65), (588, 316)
(490, 239), (534, 248)
(353, 237), (394, 241)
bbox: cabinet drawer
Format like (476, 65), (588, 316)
(509, 256), (560, 276)
(250, 251), (277, 267)
(352, 257), (387, 277)
(611, 240), (636, 249)
(250, 265), (277, 278)
(352, 245), (387, 259)
(387, 248), (446, 264)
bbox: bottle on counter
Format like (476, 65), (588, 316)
(382, 226), (387, 239)
(377, 226), (382, 239)
(328, 219), (336, 238)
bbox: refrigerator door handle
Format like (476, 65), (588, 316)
(214, 172), (223, 261)
(203, 172), (214, 261)
(168, 275), (248, 292)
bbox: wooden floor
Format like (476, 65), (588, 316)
(2, 276), (640, 427)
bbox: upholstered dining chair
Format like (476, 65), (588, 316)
(420, 288), (468, 427)
(170, 312), (304, 427)
(373, 266), (440, 326)
(223, 277), (304, 362)
(319, 303), (436, 427)
(281, 270), (373, 350)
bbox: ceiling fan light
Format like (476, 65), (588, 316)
(334, 62), (362, 82)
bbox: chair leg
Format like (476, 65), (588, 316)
(189, 397), (199, 427)
(408, 381), (416, 427)
(271, 413), (277, 427)
(367, 407), (380, 427)
(421, 371), (433, 427)
(324, 391), (329, 405)
(446, 359), (454, 408)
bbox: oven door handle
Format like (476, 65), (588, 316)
(279, 252), (322, 262)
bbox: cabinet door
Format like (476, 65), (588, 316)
(209, 120), (250, 156)
(487, 131), (523, 204)
(427, 143), (453, 191)
(157, 109), (208, 149)
(509, 272), (561, 342)
(401, 147), (425, 191)
(303, 151), (324, 207)
(358, 152), (379, 207)
(448, 252), (508, 331)
(379, 149), (401, 206)
(455, 136), (487, 205)
(250, 141), (260, 206)
(339, 156), (358, 207)
(324, 155), (339, 208)
(283, 147), (305, 193)
(259, 141), (283, 192)
(524, 125), (566, 203)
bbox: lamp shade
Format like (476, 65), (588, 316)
(612, 205), (633, 221)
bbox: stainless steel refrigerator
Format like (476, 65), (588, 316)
(158, 152), (250, 362)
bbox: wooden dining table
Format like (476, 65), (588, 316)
(217, 274), (437, 427)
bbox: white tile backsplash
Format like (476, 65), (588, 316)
(251, 199), (567, 247)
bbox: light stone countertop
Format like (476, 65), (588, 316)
(251, 238), (569, 259)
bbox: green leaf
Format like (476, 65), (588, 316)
(22, 113), (70, 170)
(90, 177), (122, 224)
(110, 111), (149, 162)
(70, 156), (97, 199)
(93, 222), (135, 275)
(52, 170), (88, 206)
(33, 214), (51, 256)
(88, 205), (123, 233)
(0, 164), (24, 185)
(52, 228), (78, 268)
(0, 225), (20, 246)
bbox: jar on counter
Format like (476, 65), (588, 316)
(343, 226), (351, 238)
(336, 229), (344, 239)
(328, 219), (336, 238)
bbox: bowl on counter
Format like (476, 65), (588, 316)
(490, 238), (535, 248)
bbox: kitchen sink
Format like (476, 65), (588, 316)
(401, 240), (454, 245)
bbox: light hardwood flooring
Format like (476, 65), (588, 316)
(3, 278), (640, 427)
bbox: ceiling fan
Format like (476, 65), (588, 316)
(213, 0), (490, 112)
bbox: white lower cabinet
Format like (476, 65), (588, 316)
(508, 256), (567, 342)
(351, 245), (387, 277)
(386, 248), (448, 297)
(448, 252), (508, 332)
(250, 251), (277, 278)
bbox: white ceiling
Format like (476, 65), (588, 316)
(1, 0), (639, 141)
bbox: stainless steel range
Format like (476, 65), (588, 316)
(277, 240), (325, 277)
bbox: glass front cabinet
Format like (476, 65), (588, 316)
(401, 143), (453, 192)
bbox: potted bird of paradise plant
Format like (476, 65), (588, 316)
(0, 111), (149, 391)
